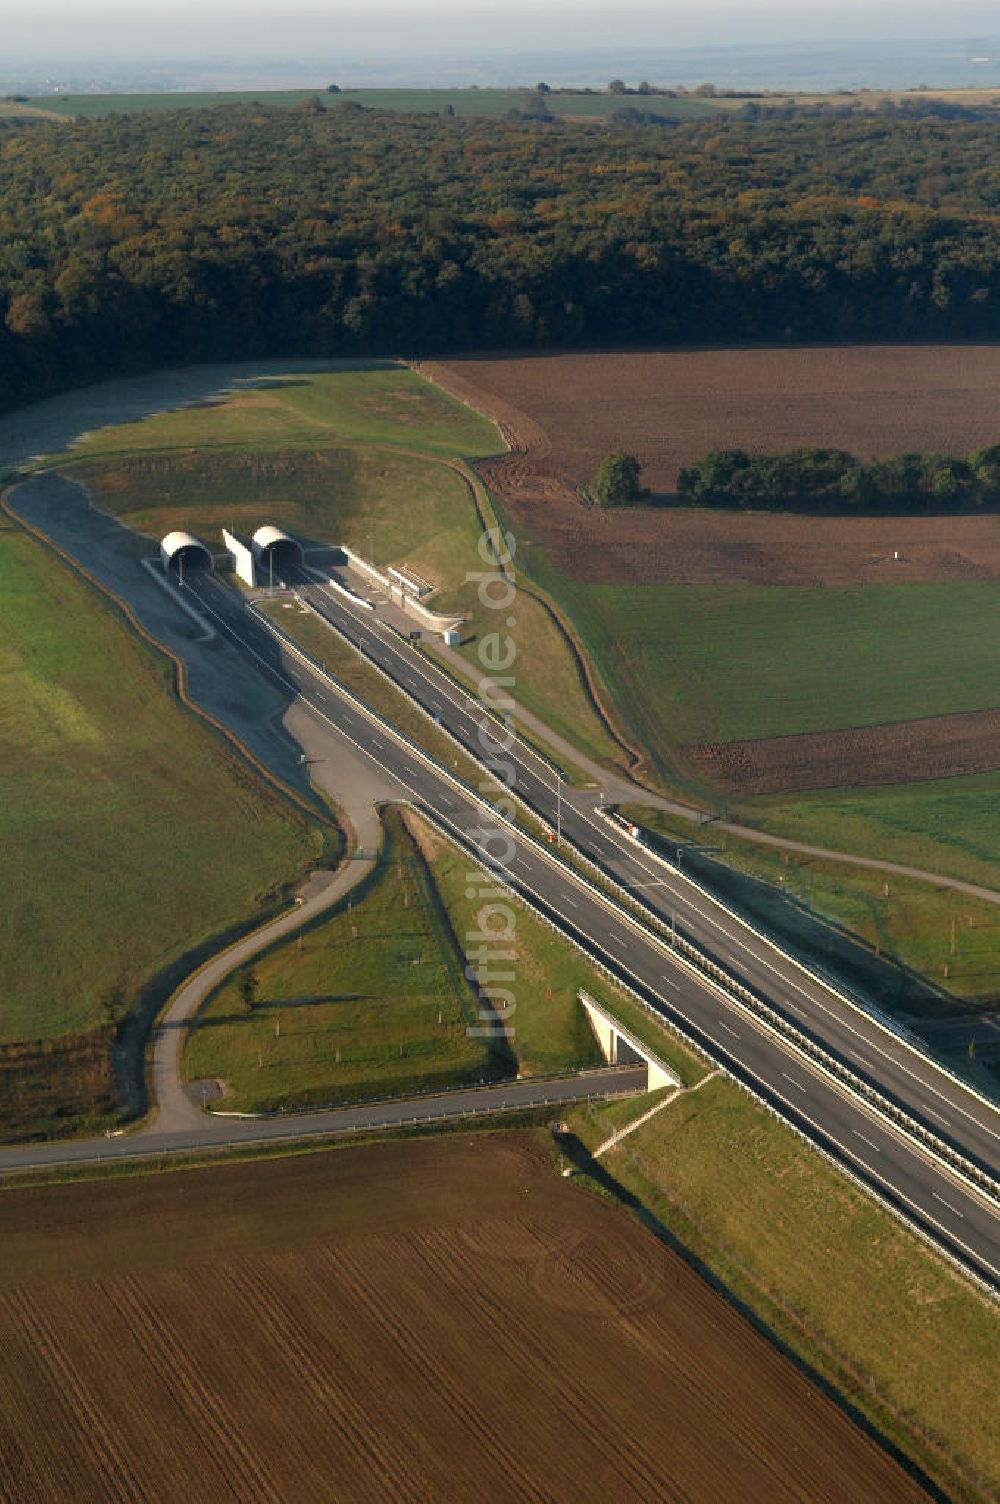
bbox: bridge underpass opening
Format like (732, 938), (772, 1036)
(579, 991), (680, 1093)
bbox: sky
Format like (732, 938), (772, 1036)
(8, 1), (1000, 61)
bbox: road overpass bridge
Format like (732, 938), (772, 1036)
(579, 991), (680, 1091)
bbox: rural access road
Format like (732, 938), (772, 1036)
(178, 571), (1000, 1290)
(429, 631), (1000, 907)
(149, 798), (386, 1136)
(0, 1068), (646, 1175)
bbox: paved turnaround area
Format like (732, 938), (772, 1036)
(161, 566), (1000, 1291)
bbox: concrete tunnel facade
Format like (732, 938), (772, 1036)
(252, 525), (304, 581)
(160, 530), (214, 578)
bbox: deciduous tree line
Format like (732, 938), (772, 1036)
(5, 104), (1000, 415)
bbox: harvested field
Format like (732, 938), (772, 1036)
(690, 706), (1000, 794)
(486, 499), (1000, 588)
(431, 344), (1000, 496)
(0, 1134), (931, 1503)
(426, 347), (1000, 588)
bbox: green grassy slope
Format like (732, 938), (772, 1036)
(551, 578), (1000, 750)
(184, 808), (502, 1111)
(0, 524), (322, 1043)
(568, 1078), (1000, 1504)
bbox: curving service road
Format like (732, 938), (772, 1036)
(163, 563), (1000, 1290)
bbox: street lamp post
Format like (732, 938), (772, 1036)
(554, 769), (562, 848)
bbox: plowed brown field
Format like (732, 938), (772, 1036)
(426, 347), (1000, 589)
(426, 349), (1000, 792)
(0, 1135), (930, 1503)
(690, 707), (1000, 795)
(430, 344), (1000, 494)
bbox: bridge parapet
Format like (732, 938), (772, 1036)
(578, 991), (680, 1093)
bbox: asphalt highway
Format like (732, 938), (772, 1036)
(186, 571), (1000, 1290)
(290, 568), (1000, 1178)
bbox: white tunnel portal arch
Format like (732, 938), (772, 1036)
(160, 531), (214, 578)
(252, 525), (304, 580)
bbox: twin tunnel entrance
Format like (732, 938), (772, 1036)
(159, 525), (304, 586)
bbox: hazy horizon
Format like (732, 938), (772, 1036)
(10, 1), (1000, 62)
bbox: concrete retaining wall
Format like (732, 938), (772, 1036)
(222, 528), (256, 587)
(341, 546), (463, 634)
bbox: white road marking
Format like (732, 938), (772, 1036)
(718, 1021), (740, 1038)
(563, 894), (578, 908)
(923, 1105), (952, 1128)
(586, 812), (1000, 1143)
(781, 1072), (807, 1093)
(852, 1130), (880, 1153)
(932, 1192), (964, 1219)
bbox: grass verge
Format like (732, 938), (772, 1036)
(621, 805), (1000, 1010)
(564, 1076), (1000, 1504)
(0, 524), (323, 1058)
(184, 808), (506, 1112)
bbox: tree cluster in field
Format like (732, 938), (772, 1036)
(677, 446), (1000, 511)
(586, 451), (645, 506)
(9, 105), (1000, 414)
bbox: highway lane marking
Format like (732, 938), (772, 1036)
(153, 597), (1000, 1284)
(923, 1105), (952, 1128)
(580, 808), (1000, 1141)
(562, 894), (578, 908)
(307, 598), (956, 1140)
(781, 1071), (807, 1093)
(932, 1192), (965, 1219)
(852, 1130), (881, 1153)
(718, 1021), (740, 1038)
(849, 1051), (877, 1073)
(249, 589), (1000, 1182)
(289, 591), (980, 1144)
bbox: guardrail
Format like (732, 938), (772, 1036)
(250, 599), (1000, 1213)
(603, 808), (1000, 1170)
(402, 799), (999, 1297)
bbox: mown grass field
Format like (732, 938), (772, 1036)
(58, 365), (501, 463)
(0, 523), (323, 1049)
(550, 578), (1000, 751)
(523, 553), (1000, 888)
(185, 809), (503, 1111)
(184, 801), (686, 1111)
(568, 1078), (1000, 1504)
(749, 773), (1000, 893)
(623, 804), (1000, 1006)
